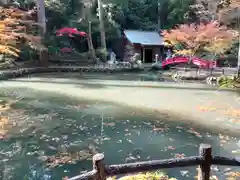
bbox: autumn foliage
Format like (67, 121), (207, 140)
(186, 0), (240, 27)
(218, 0), (240, 27)
(0, 6), (44, 58)
(162, 21), (235, 58)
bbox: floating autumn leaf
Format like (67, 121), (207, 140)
(231, 119), (240, 124)
(224, 109), (240, 117)
(0, 103), (11, 111)
(219, 134), (230, 146)
(231, 149), (240, 154)
(104, 122), (115, 127)
(45, 150), (93, 168)
(174, 153), (186, 159)
(153, 127), (166, 132)
(210, 175), (219, 180)
(0, 116), (9, 137)
(167, 146), (175, 150)
(226, 172), (240, 180)
(196, 106), (218, 112)
(187, 128), (203, 138)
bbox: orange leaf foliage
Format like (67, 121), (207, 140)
(0, 6), (44, 57)
(162, 21), (234, 56)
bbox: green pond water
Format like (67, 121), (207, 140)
(0, 72), (239, 180)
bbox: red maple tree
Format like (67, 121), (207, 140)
(162, 21), (235, 61)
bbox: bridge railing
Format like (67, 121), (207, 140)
(68, 144), (240, 180)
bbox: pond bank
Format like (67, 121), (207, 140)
(164, 68), (238, 81)
(0, 66), (143, 80)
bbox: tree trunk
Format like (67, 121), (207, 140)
(210, 53), (217, 75)
(157, 1), (161, 30)
(37, 0), (46, 35)
(97, 0), (107, 60)
(36, 0), (48, 67)
(86, 4), (97, 64)
(87, 21), (97, 63)
(237, 36), (240, 77)
(185, 55), (193, 71)
(0, 0), (10, 6)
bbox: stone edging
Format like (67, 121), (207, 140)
(0, 66), (143, 80)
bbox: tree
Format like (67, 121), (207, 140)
(0, 6), (44, 66)
(204, 29), (237, 61)
(162, 21), (235, 63)
(76, 0), (97, 62)
(36, 0), (46, 35)
(185, 0), (240, 26)
(97, 0), (106, 52)
(218, 0), (240, 27)
(218, 0), (240, 75)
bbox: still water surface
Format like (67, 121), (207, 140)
(0, 72), (239, 180)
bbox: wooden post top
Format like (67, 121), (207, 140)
(93, 153), (104, 162)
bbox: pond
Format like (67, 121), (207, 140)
(0, 72), (239, 180)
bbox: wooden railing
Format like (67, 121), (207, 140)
(68, 144), (240, 180)
(170, 67), (238, 76)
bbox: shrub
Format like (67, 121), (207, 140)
(107, 171), (176, 180)
(218, 75), (240, 88)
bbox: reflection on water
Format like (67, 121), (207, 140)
(0, 72), (239, 180)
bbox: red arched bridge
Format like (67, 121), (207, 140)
(162, 56), (216, 69)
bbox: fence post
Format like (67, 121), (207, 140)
(93, 153), (106, 180)
(198, 144), (212, 180)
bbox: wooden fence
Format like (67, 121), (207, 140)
(171, 67), (238, 76)
(68, 144), (240, 180)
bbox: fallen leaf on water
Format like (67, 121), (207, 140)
(0, 104), (11, 111)
(226, 172), (240, 180)
(176, 126), (183, 129)
(187, 128), (203, 138)
(104, 122), (115, 127)
(103, 137), (111, 141)
(45, 150), (93, 168)
(167, 146), (175, 150)
(210, 175), (219, 180)
(224, 109), (240, 117)
(174, 153), (185, 159)
(231, 149), (240, 154)
(180, 170), (189, 177)
(0, 135), (5, 140)
(196, 106), (217, 112)
(231, 119), (240, 124)
(125, 133), (131, 136)
(127, 139), (133, 144)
